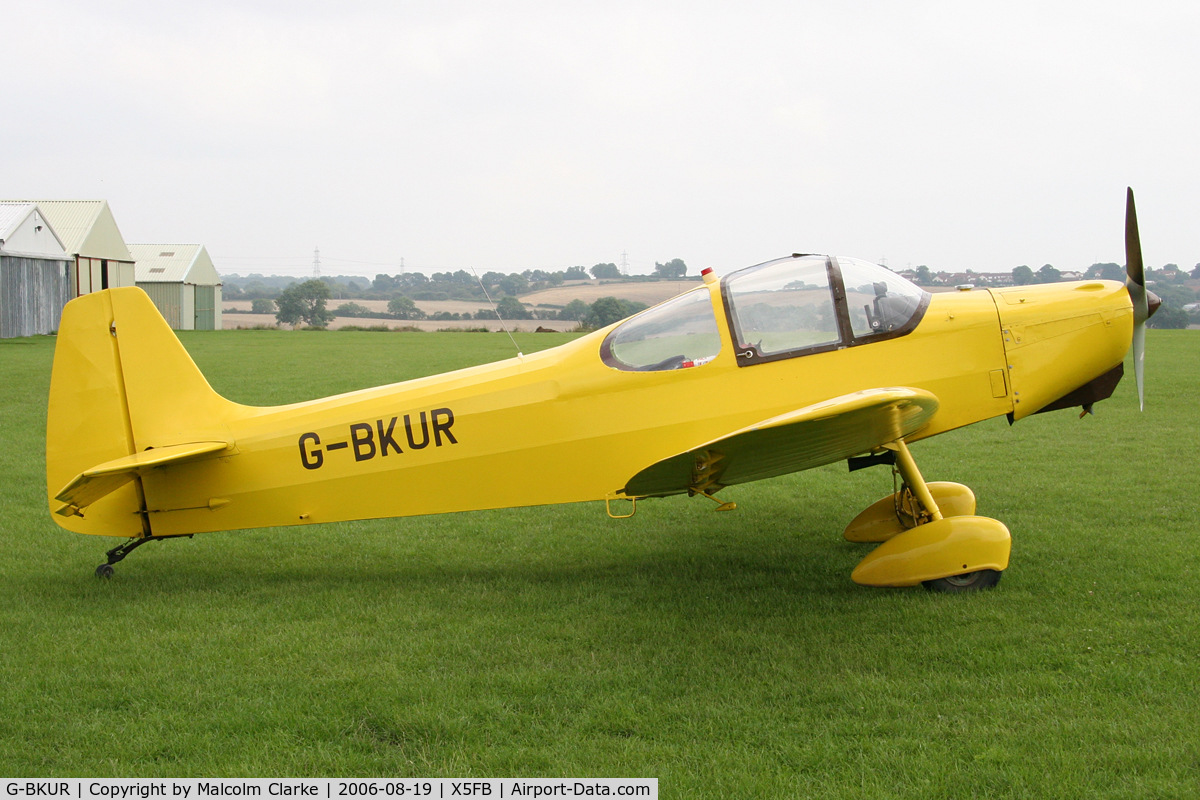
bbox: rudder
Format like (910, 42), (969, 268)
(46, 288), (237, 536)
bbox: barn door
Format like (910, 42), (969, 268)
(194, 285), (215, 330)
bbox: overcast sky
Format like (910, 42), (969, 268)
(5, 1), (1197, 278)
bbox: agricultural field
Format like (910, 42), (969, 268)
(1, 328), (1198, 796)
(222, 278), (696, 331)
(521, 280), (697, 307)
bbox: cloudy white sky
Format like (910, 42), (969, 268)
(4, 1), (1197, 278)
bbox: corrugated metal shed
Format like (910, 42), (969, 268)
(0, 203), (67, 258)
(129, 243), (222, 331)
(0, 200), (132, 261)
(128, 244), (221, 284)
(1, 203), (72, 337)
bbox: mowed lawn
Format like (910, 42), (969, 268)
(1, 328), (1198, 796)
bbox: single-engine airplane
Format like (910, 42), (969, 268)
(46, 190), (1159, 590)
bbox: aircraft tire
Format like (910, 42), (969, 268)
(95, 564), (115, 579)
(922, 568), (1002, 593)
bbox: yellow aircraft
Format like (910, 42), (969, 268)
(46, 190), (1159, 590)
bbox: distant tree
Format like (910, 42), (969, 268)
(372, 274), (396, 292)
(224, 284), (244, 298)
(251, 298), (275, 314)
(1086, 263), (1124, 282)
(388, 296), (426, 319)
(495, 295), (531, 319)
(559, 299), (590, 321)
(615, 298), (648, 318)
(498, 273), (529, 296)
(654, 258), (687, 279)
(1192, 263), (1200, 279)
(583, 297), (646, 328)
(590, 263), (622, 280)
(913, 265), (932, 285)
(585, 296), (626, 327)
(564, 266), (589, 280)
(334, 302), (371, 317)
(276, 280), (335, 328)
(1036, 264), (1061, 284)
(481, 271), (506, 287)
(1012, 265), (1035, 285)
(1147, 306), (1190, 329)
(397, 272), (429, 290)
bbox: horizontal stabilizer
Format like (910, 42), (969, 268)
(54, 441), (229, 516)
(623, 387), (938, 497)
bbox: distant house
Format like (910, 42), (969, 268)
(0, 200), (136, 296)
(128, 244), (223, 330)
(0, 203), (73, 337)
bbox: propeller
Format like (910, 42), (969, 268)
(1125, 187), (1152, 411)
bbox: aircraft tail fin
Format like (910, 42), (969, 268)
(46, 288), (238, 536)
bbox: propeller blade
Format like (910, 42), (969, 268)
(1132, 322), (1145, 411)
(1125, 187), (1148, 410)
(1126, 187), (1148, 324)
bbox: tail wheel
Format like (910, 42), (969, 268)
(922, 568), (1002, 593)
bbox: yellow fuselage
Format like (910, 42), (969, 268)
(47, 279), (1133, 539)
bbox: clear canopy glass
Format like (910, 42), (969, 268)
(723, 255), (839, 356)
(837, 257), (926, 338)
(602, 288), (721, 371)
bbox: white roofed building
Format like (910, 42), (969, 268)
(0, 199), (136, 297)
(0, 203), (73, 337)
(129, 244), (222, 330)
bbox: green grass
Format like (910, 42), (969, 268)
(1, 329), (1198, 796)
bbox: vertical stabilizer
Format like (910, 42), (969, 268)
(46, 288), (238, 536)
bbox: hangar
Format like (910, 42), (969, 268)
(128, 244), (223, 330)
(0, 203), (73, 338)
(0, 199), (137, 296)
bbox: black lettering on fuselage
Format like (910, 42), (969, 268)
(432, 407), (457, 446)
(300, 407), (457, 469)
(299, 432), (323, 469)
(405, 411), (430, 449)
(350, 423), (376, 461)
(377, 417), (402, 456)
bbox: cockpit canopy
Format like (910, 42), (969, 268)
(600, 255), (928, 371)
(724, 255), (928, 364)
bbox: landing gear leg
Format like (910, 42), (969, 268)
(850, 439), (1011, 591)
(94, 535), (189, 578)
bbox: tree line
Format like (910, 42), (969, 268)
(224, 260), (693, 304)
(265, 280), (649, 329)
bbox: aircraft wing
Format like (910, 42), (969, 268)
(622, 387), (938, 498)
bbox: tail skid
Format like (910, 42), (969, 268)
(46, 288), (238, 536)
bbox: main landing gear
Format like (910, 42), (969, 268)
(94, 535), (190, 578)
(843, 440), (1010, 592)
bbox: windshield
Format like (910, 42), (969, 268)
(722, 255), (839, 358)
(601, 288), (721, 371)
(837, 257), (926, 338)
(721, 254), (929, 365)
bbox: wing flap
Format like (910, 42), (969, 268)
(54, 440), (230, 516)
(623, 387), (938, 497)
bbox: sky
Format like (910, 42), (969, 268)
(4, 0), (1197, 279)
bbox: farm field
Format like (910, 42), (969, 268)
(222, 279), (696, 331)
(1, 329), (1198, 795)
(521, 280), (697, 306)
(223, 313), (580, 332)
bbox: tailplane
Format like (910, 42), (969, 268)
(46, 288), (237, 536)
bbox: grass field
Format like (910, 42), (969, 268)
(1, 328), (1198, 796)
